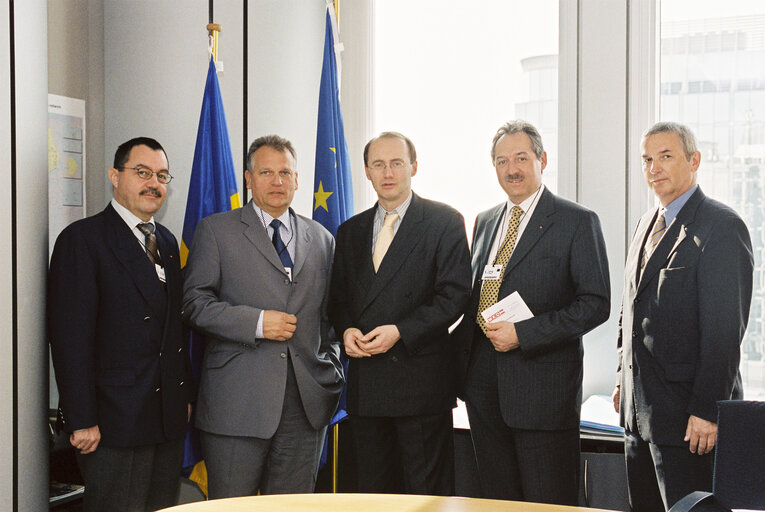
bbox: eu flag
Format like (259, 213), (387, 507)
(313, 5), (353, 471)
(181, 56), (241, 493)
(313, 7), (353, 236)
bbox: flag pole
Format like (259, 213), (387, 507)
(331, 0), (341, 496)
(206, 23), (221, 62)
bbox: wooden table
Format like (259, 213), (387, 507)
(159, 493), (617, 511)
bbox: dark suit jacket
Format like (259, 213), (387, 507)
(454, 188), (611, 430)
(329, 193), (472, 417)
(617, 187), (753, 446)
(48, 204), (191, 447)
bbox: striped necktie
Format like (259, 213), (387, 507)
(137, 223), (162, 267)
(641, 210), (666, 268)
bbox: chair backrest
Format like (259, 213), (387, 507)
(713, 400), (765, 510)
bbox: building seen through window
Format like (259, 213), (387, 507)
(661, 2), (765, 399)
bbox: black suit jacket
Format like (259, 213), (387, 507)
(617, 187), (753, 446)
(454, 188), (611, 430)
(48, 204), (191, 447)
(329, 193), (472, 417)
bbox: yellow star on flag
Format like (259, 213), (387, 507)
(314, 181), (334, 212)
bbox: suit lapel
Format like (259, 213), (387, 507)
(350, 207), (377, 292)
(628, 210), (654, 292)
(360, 196), (425, 311)
(364, 195), (425, 308)
(240, 202), (289, 276)
(636, 188), (704, 295)
(155, 226), (178, 349)
(105, 205), (165, 315)
(504, 188), (555, 275)
(292, 210), (312, 279)
(471, 204), (505, 282)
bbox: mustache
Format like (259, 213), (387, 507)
(504, 174), (524, 181)
(140, 188), (163, 198)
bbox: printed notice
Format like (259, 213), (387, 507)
(48, 94), (86, 257)
(481, 291), (534, 325)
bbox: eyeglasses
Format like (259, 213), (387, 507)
(120, 165), (174, 184)
(369, 160), (407, 171)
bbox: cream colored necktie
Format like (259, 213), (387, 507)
(372, 213), (399, 272)
(641, 211), (667, 268)
(477, 206), (524, 334)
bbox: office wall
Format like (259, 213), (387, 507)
(48, 0), (106, 219)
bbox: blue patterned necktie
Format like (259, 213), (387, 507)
(270, 219), (293, 269)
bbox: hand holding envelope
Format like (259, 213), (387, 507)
(481, 291), (534, 352)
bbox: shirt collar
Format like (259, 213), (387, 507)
(663, 184), (697, 226)
(506, 184), (544, 215)
(111, 198), (155, 231)
(251, 202), (292, 234)
(376, 191), (413, 220)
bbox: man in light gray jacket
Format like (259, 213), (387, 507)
(183, 134), (343, 498)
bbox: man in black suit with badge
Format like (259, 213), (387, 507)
(454, 120), (610, 505)
(49, 137), (191, 512)
(330, 131), (472, 495)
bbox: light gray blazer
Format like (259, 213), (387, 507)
(182, 202), (343, 438)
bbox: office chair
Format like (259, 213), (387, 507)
(669, 400), (765, 512)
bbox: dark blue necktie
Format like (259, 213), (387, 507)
(270, 219), (293, 269)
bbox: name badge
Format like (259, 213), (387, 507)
(482, 264), (503, 281)
(285, 267), (293, 281)
(157, 265), (166, 283)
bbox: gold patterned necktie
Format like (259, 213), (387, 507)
(641, 211), (666, 268)
(137, 222), (162, 267)
(372, 213), (399, 272)
(477, 206), (524, 334)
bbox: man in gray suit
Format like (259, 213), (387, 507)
(453, 120), (610, 505)
(613, 122), (754, 511)
(182, 134), (344, 498)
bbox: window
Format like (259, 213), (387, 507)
(373, 0), (559, 236)
(661, 1), (765, 399)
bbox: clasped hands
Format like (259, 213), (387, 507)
(343, 325), (401, 357)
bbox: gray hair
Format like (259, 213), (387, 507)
(491, 120), (545, 161)
(642, 122), (698, 160)
(246, 134), (296, 171)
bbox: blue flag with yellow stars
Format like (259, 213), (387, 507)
(180, 55), (240, 495)
(313, 7), (353, 236)
(313, 5), (352, 469)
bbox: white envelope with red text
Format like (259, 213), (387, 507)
(481, 291), (534, 325)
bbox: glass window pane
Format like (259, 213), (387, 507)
(373, 1), (559, 237)
(661, 1), (765, 399)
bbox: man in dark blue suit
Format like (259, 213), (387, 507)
(613, 122), (754, 511)
(49, 137), (191, 512)
(454, 120), (610, 505)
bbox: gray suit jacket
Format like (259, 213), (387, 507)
(182, 202), (344, 438)
(454, 188), (611, 430)
(617, 187), (753, 446)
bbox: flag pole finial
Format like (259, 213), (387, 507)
(206, 23), (222, 61)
